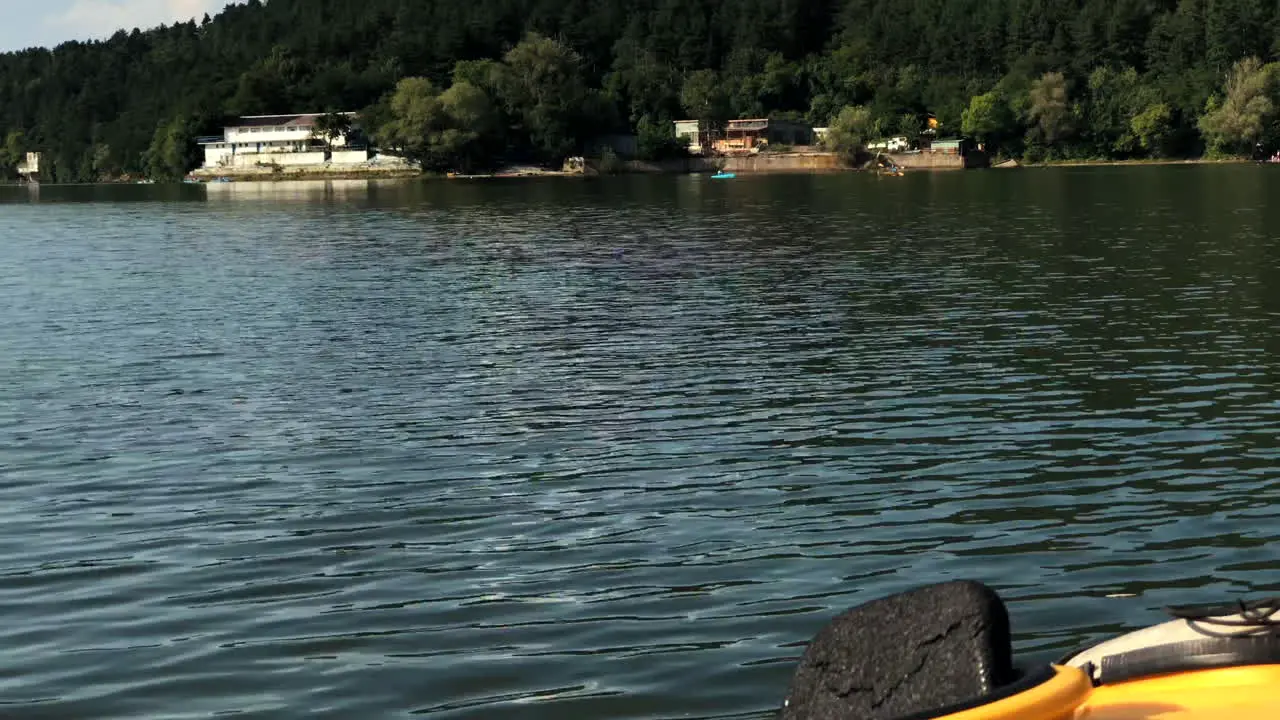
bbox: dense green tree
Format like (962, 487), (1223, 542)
(962, 90), (1019, 152)
(498, 33), (593, 160)
(436, 82), (501, 170)
(1197, 57), (1280, 154)
(1206, 0), (1270, 71)
(806, 43), (875, 127)
(895, 112), (922, 138)
(372, 76), (502, 172)
(312, 112), (354, 152)
(680, 69), (732, 131)
(825, 105), (878, 161)
(1131, 103), (1177, 156)
(5, 0), (1280, 178)
(1028, 72), (1074, 147)
(636, 114), (688, 160)
(0, 129), (24, 177)
(1082, 67), (1160, 157)
(604, 39), (683, 127)
(371, 77), (450, 169)
(143, 116), (196, 181)
(229, 47), (306, 116)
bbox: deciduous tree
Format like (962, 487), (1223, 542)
(825, 105), (878, 161)
(1028, 71), (1074, 146)
(1198, 57), (1278, 154)
(143, 116), (195, 181)
(312, 112), (353, 152)
(962, 91), (1018, 151)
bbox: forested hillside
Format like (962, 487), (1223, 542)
(2, 0), (1279, 181)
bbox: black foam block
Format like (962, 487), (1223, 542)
(780, 580), (1015, 720)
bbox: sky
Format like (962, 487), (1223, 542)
(0, 0), (240, 52)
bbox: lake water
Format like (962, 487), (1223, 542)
(3, 167), (1280, 719)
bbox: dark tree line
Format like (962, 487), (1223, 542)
(3, 0), (1280, 181)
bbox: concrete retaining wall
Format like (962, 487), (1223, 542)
(722, 152), (843, 172)
(227, 151), (329, 168)
(887, 151), (990, 170)
(273, 152), (330, 167)
(331, 150), (370, 164)
(618, 152), (844, 174)
(620, 158), (717, 173)
(889, 152), (964, 170)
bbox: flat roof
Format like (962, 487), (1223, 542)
(229, 112), (356, 129)
(727, 118), (811, 128)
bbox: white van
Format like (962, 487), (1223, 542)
(867, 135), (912, 152)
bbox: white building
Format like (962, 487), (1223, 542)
(16, 151), (41, 182)
(674, 119), (708, 154)
(198, 112), (368, 170)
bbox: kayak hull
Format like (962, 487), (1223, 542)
(924, 664), (1280, 719)
(1074, 664), (1280, 719)
(924, 665), (1090, 720)
(780, 581), (1280, 720)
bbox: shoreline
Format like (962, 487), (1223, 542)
(1023, 157), (1248, 168)
(186, 151), (850, 183)
(8, 154), (1260, 187)
(192, 155), (1254, 182)
(188, 168), (423, 183)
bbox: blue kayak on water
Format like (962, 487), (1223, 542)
(711, 172), (736, 179)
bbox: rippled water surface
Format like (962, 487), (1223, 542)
(4, 168), (1280, 718)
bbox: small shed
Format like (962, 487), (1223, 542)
(674, 120), (709, 153)
(927, 138), (975, 155)
(16, 151), (41, 183)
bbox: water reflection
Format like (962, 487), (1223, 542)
(202, 178), (407, 203)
